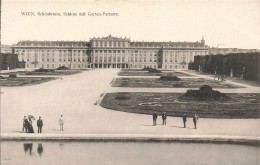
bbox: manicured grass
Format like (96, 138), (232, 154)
(112, 78), (242, 88)
(25, 70), (83, 75)
(0, 77), (57, 86)
(100, 92), (260, 118)
(187, 70), (260, 87)
(118, 70), (193, 76)
(1, 70), (83, 76)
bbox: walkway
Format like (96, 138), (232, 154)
(1, 133), (259, 145)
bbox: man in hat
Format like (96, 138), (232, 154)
(183, 114), (187, 128)
(153, 111), (157, 126)
(162, 112), (167, 125)
(59, 115), (64, 131)
(193, 113), (199, 129)
(23, 116), (29, 133)
(37, 116), (43, 133)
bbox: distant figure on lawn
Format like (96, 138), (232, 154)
(162, 112), (167, 125)
(214, 75), (226, 82)
(183, 114), (187, 128)
(23, 116), (29, 133)
(59, 115), (64, 131)
(28, 118), (34, 133)
(37, 116), (43, 133)
(193, 113), (199, 129)
(153, 111), (157, 126)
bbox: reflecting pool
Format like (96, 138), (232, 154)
(1, 142), (259, 165)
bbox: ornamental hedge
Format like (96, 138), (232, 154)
(142, 67), (161, 73)
(159, 74), (181, 81)
(183, 85), (230, 101)
(188, 52), (260, 81)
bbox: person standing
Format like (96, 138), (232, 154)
(37, 116), (43, 133)
(153, 111), (157, 126)
(28, 118), (34, 133)
(59, 115), (64, 131)
(183, 114), (187, 128)
(162, 112), (167, 125)
(193, 113), (199, 129)
(23, 116), (29, 133)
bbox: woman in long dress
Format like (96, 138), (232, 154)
(28, 119), (34, 133)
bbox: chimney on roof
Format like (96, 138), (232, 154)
(201, 36), (205, 46)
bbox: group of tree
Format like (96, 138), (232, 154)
(189, 52), (260, 81)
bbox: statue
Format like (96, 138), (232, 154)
(230, 68), (233, 77)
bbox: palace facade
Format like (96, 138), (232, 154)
(12, 35), (209, 70)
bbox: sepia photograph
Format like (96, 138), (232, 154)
(1, 0), (259, 164)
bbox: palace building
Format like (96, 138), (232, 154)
(11, 35), (209, 70)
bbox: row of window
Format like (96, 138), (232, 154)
(16, 49), (207, 54)
(129, 50), (206, 54)
(94, 57), (125, 63)
(16, 50), (85, 53)
(21, 56), (87, 62)
(19, 52), (85, 56)
(128, 64), (186, 69)
(26, 64), (88, 69)
(94, 55), (191, 63)
(92, 41), (129, 47)
(93, 50), (205, 55)
(129, 57), (159, 63)
(20, 43), (86, 48)
(130, 44), (204, 48)
(19, 55), (88, 60)
(94, 50), (127, 53)
(164, 65), (186, 69)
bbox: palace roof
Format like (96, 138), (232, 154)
(90, 35), (130, 41)
(14, 41), (90, 48)
(130, 41), (205, 48)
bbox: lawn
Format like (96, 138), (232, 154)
(0, 77), (57, 86)
(100, 92), (260, 118)
(1, 70), (83, 76)
(112, 78), (242, 88)
(118, 70), (193, 77)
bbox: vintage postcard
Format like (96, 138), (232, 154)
(1, 0), (259, 164)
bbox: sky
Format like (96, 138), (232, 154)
(1, 0), (260, 49)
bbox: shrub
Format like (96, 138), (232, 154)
(148, 68), (161, 73)
(159, 74), (181, 81)
(183, 85), (230, 101)
(34, 68), (55, 72)
(9, 74), (17, 78)
(199, 85), (212, 91)
(184, 90), (199, 97)
(56, 66), (70, 70)
(142, 67), (161, 73)
(142, 67), (152, 71)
